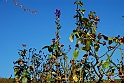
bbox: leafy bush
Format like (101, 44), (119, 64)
(12, 0), (124, 83)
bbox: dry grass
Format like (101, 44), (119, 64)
(0, 78), (123, 83)
(0, 78), (14, 83)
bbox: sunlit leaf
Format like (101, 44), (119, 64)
(22, 77), (28, 83)
(14, 69), (19, 76)
(113, 39), (119, 43)
(102, 61), (110, 69)
(69, 34), (74, 42)
(74, 1), (83, 7)
(52, 72), (56, 75)
(73, 50), (79, 60)
(90, 11), (96, 15)
(46, 74), (52, 81)
(91, 27), (96, 34)
(15, 75), (19, 80)
(79, 1), (83, 7)
(22, 70), (29, 76)
(80, 9), (86, 15)
(73, 75), (78, 82)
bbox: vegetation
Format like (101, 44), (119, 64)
(2, 0), (124, 83)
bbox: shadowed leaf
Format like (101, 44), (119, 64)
(86, 39), (91, 51)
(42, 46), (49, 50)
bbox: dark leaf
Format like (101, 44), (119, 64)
(86, 39), (91, 51)
(75, 44), (79, 48)
(83, 54), (88, 58)
(119, 36), (124, 44)
(94, 44), (100, 51)
(42, 46), (49, 50)
(102, 35), (108, 40)
(108, 40), (113, 45)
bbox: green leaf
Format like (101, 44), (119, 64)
(14, 69), (19, 76)
(22, 77), (28, 83)
(74, 32), (80, 38)
(81, 18), (89, 22)
(48, 46), (53, 52)
(86, 39), (91, 51)
(91, 27), (96, 34)
(69, 34), (74, 42)
(102, 61), (110, 69)
(80, 9), (86, 15)
(22, 70), (28, 76)
(74, 1), (83, 7)
(15, 75), (19, 80)
(113, 39), (119, 43)
(90, 11), (96, 15)
(77, 38), (83, 44)
(79, 47), (86, 52)
(94, 44), (100, 51)
(79, 1), (83, 7)
(73, 50), (79, 60)
(47, 78), (55, 82)
(55, 45), (59, 51)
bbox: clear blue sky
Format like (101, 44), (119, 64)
(0, 0), (124, 78)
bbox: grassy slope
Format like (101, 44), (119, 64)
(0, 78), (14, 83)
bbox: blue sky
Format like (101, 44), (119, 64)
(0, 0), (124, 78)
